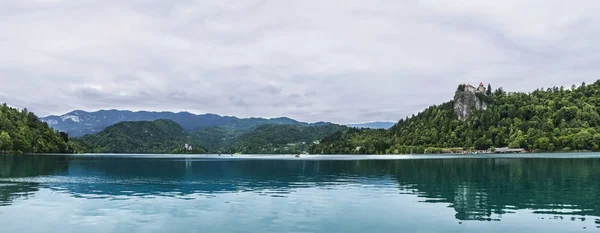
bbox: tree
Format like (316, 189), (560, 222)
(59, 132), (69, 143)
(486, 84), (492, 96)
(312, 80), (600, 154)
(494, 87), (506, 96)
(0, 131), (12, 152)
(534, 137), (554, 152)
(474, 137), (493, 150)
(0, 103), (71, 153)
(572, 130), (593, 150)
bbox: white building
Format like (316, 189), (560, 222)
(476, 82), (486, 93)
(494, 147), (526, 153)
(465, 84), (476, 93)
(464, 82), (486, 93)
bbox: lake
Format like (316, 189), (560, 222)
(1, 154), (599, 232)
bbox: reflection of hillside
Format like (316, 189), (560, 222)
(0, 155), (70, 206)
(60, 158), (390, 197)
(386, 159), (600, 221)
(0, 183), (39, 206)
(1, 156), (600, 222)
(63, 157), (600, 221)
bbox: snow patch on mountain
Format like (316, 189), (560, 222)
(61, 115), (81, 122)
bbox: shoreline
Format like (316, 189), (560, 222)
(14, 152), (600, 160)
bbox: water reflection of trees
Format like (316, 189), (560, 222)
(0, 155), (69, 206)
(1, 156), (600, 222)
(62, 157), (600, 221)
(387, 159), (600, 221)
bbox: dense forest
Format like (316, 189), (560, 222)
(220, 124), (346, 154)
(0, 104), (72, 153)
(5, 79), (600, 155)
(73, 119), (206, 154)
(311, 80), (600, 154)
(73, 119), (345, 154)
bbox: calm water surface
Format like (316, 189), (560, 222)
(1, 154), (600, 232)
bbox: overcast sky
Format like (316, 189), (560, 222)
(1, 0), (599, 123)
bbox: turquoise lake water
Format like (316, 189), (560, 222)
(1, 154), (599, 232)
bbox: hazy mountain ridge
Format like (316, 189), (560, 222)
(41, 110), (324, 137)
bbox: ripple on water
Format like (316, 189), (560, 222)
(2, 155), (600, 233)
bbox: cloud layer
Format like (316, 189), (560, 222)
(1, 0), (599, 123)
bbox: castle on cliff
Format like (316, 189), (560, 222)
(455, 82), (489, 121)
(465, 82), (486, 93)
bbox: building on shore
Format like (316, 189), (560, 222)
(438, 147), (526, 154)
(494, 147), (527, 153)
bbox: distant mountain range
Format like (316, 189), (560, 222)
(347, 121), (396, 129)
(41, 110), (391, 137)
(41, 110), (331, 137)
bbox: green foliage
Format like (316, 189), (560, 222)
(0, 104), (71, 153)
(309, 128), (391, 154)
(74, 119), (345, 154)
(171, 146), (206, 154)
(222, 124), (346, 154)
(424, 147), (443, 154)
(0, 131), (12, 152)
(189, 126), (247, 152)
(75, 119), (205, 154)
(313, 80), (600, 154)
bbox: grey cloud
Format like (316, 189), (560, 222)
(1, 0), (599, 123)
(258, 84), (283, 95)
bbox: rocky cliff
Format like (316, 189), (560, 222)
(453, 91), (488, 121)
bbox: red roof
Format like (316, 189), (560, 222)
(480, 82), (484, 86)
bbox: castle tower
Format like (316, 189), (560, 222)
(477, 82), (486, 93)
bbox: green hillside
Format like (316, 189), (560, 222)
(0, 103), (72, 154)
(311, 80), (600, 154)
(74, 119), (345, 154)
(221, 124), (346, 154)
(189, 126), (246, 152)
(75, 119), (205, 154)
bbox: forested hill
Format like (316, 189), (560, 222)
(0, 104), (72, 153)
(74, 119), (205, 154)
(311, 80), (600, 154)
(41, 110), (325, 137)
(73, 119), (346, 154)
(221, 124), (346, 154)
